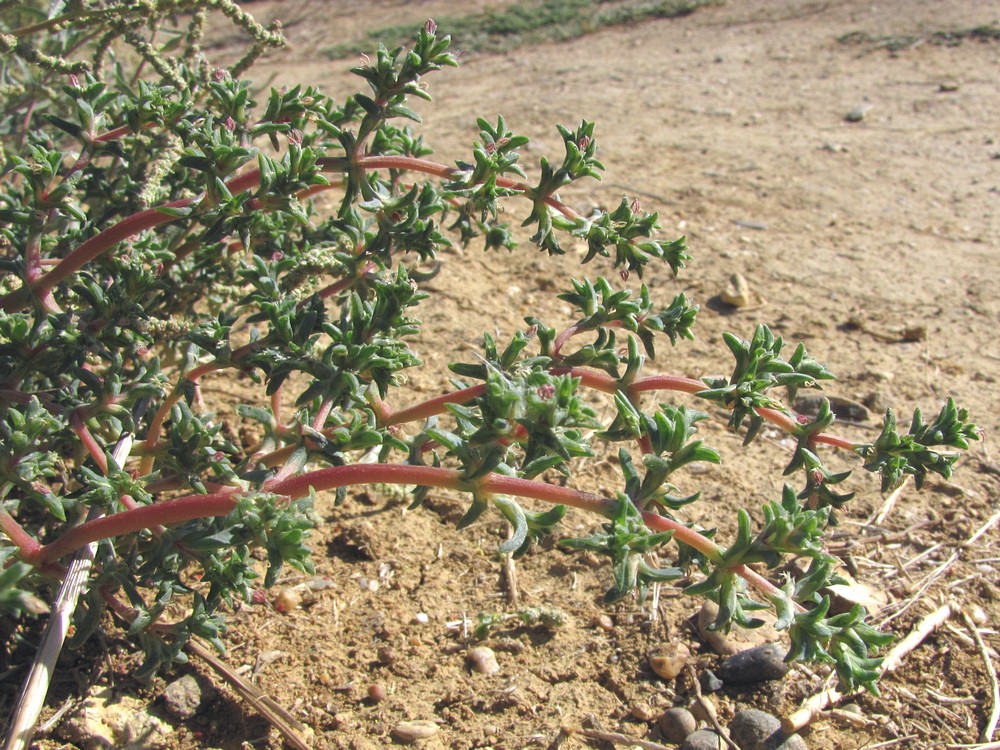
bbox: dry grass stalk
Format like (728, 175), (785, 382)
(186, 639), (313, 750)
(960, 610), (1000, 742)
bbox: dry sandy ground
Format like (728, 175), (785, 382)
(18, 1), (1000, 749)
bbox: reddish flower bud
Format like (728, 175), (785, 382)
(224, 116), (236, 131)
(424, 18), (437, 35)
(287, 128), (303, 145)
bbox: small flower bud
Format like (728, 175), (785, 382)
(578, 135), (590, 150)
(424, 18), (437, 35)
(224, 116), (236, 131)
(537, 384), (556, 400)
(271, 251), (284, 262)
(213, 68), (227, 82)
(287, 128), (303, 145)
(631, 198), (641, 214)
(69, 74), (80, 89)
(620, 268), (630, 282)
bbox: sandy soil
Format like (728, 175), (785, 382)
(17, 1), (1000, 749)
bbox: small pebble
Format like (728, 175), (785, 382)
(648, 642), (690, 680)
(729, 709), (781, 750)
(392, 720), (439, 743)
(730, 709), (808, 750)
(467, 646), (500, 674)
(592, 613), (615, 631)
(658, 707), (698, 743)
(162, 674), (202, 720)
(412, 612), (430, 625)
(699, 669), (724, 693)
(680, 728), (726, 750)
(272, 587), (300, 613)
(631, 702), (657, 722)
(970, 605), (988, 625)
(718, 643), (789, 685)
(845, 103), (873, 122)
(367, 682), (387, 703)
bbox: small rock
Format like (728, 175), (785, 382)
(845, 103), (873, 122)
(720, 272), (764, 308)
(273, 587), (301, 613)
(162, 674), (202, 720)
(592, 613), (615, 631)
(631, 702), (657, 722)
(718, 643), (789, 685)
(367, 682), (387, 703)
(771, 735), (808, 750)
(659, 706), (698, 743)
(412, 612), (430, 625)
(699, 669), (724, 693)
(681, 729), (726, 750)
(697, 601), (781, 656)
(60, 688), (173, 750)
(970, 606), (988, 625)
(648, 642), (690, 680)
(793, 394), (870, 423)
(467, 646), (500, 674)
(729, 709), (781, 750)
(392, 720), (440, 743)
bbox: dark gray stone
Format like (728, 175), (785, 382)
(680, 729), (726, 750)
(162, 673), (202, 719)
(699, 668), (724, 693)
(717, 643), (789, 685)
(729, 708), (809, 750)
(658, 706), (697, 743)
(729, 709), (781, 750)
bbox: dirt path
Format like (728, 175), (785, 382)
(30, 1), (1000, 748)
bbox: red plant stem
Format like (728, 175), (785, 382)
(552, 320), (626, 357)
(384, 384), (487, 427)
(316, 260), (377, 301)
(640, 510), (720, 558)
(1, 148), (588, 314)
(30, 488), (243, 565)
(70, 411), (108, 474)
(0, 507), (40, 558)
(348, 155), (585, 221)
(640, 510), (803, 611)
(311, 399), (334, 433)
(30, 463), (622, 565)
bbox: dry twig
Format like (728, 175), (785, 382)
(687, 665), (741, 750)
(578, 727), (675, 750)
(961, 610), (1000, 742)
(186, 639), (313, 750)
